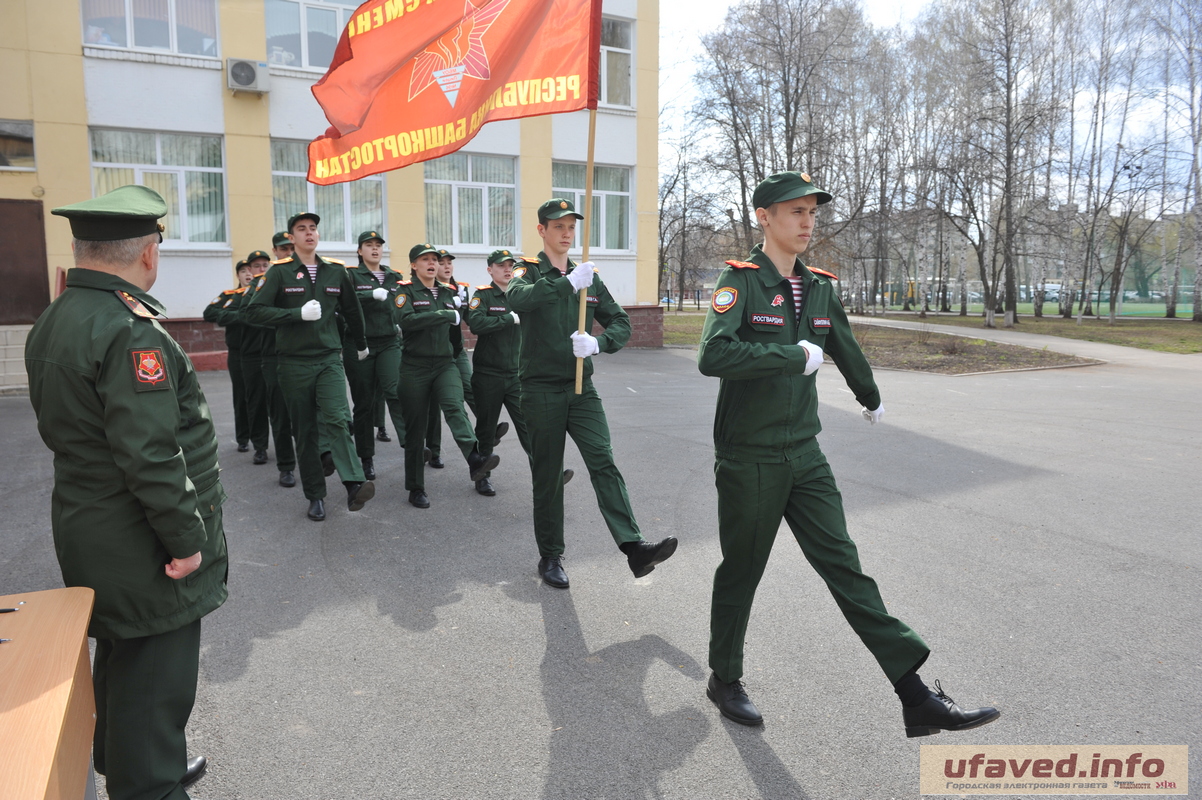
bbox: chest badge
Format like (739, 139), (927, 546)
(771, 294), (784, 307)
(711, 288), (738, 314)
(296, 271), (304, 280)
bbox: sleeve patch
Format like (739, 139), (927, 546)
(712, 287), (738, 313)
(725, 260), (759, 270)
(512, 267), (527, 279)
(131, 349), (169, 391)
(395, 293), (407, 308)
(469, 297), (482, 309)
(256, 277), (266, 291)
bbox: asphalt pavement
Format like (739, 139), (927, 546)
(1, 334), (1198, 800)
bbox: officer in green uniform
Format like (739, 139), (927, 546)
(262, 233), (299, 487)
(203, 259), (254, 452)
(424, 248), (479, 468)
(506, 199), (677, 589)
(26, 184), (226, 799)
(345, 230), (408, 480)
(697, 171), (1001, 735)
(234, 250), (275, 466)
(245, 212), (374, 521)
(395, 243), (498, 507)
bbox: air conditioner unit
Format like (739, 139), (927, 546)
(227, 58), (270, 93)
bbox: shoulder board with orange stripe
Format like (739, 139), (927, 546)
(252, 272), (267, 280)
(457, 281), (469, 288)
(271, 257), (291, 265)
(476, 284), (492, 291)
(324, 258), (346, 266)
(222, 288), (240, 295)
(521, 256), (539, 264)
(725, 260), (759, 269)
(398, 280), (412, 286)
(807, 266), (839, 280)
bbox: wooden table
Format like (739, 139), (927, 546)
(0, 587), (97, 800)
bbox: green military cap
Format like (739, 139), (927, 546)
(272, 231), (291, 247)
(752, 171), (833, 209)
(537, 198), (584, 223)
(408, 242), (440, 262)
(234, 259), (250, 271)
(358, 230), (386, 246)
(487, 249), (517, 265)
(436, 248), (455, 260)
(245, 250), (271, 263)
(287, 211), (320, 231)
(51, 184), (168, 242)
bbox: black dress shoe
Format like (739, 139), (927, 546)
(707, 673), (763, 726)
(625, 536), (678, 578)
(237, 442), (249, 452)
(429, 454), (444, 468)
(278, 470), (296, 488)
(307, 499), (325, 521)
(475, 477), (495, 496)
(538, 556), (569, 588)
(321, 451), (336, 477)
(562, 468), (574, 485)
(346, 480), (375, 511)
(494, 421), (509, 443)
(376, 426), (391, 442)
(253, 449), (269, 465)
(903, 680), (1000, 738)
(182, 755), (208, 789)
(361, 457), (376, 481)
(466, 449), (500, 481)
(408, 489), (430, 508)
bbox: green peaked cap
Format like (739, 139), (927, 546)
(52, 184), (168, 241)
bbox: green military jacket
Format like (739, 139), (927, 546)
(233, 282), (273, 358)
(697, 245), (880, 463)
(347, 262), (404, 345)
(393, 277), (459, 359)
(25, 269), (229, 640)
(202, 287), (246, 351)
(506, 253), (631, 391)
(465, 282), (519, 376)
(244, 253), (366, 358)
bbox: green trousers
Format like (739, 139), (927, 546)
(240, 354), (270, 451)
(521, 381), (642, 557)
(93, 619), (201, 800)
(279, 354), (365, 499)
(472, 370), (529, 479)
(426, 350), (476, 457)
(709, 439), (930, 684)
(261, 355), (296, 472)
(227, 349), (248, 446)
(400, 355), (477, 491)
(346, 339), (407, 458)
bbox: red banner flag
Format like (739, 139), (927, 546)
(307, 0), (601, 185)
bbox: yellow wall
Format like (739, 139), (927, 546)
(518, 115), (553, 257)
(634, 0), (660, 304)
(385, 164), (426, 266)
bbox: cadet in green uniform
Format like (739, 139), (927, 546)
(203, 260), (254, 452)
(245, 212), (374, 521)
(263, 233), (298, 487)
(345, 230), (408, 480)
(506, 199), (677, 589)
(395, 243), (499, 507)
(424, 248), (478, 468)
(236, 250), (274, 466)
(697, 171), (1000, 735)
(26, 185), (225, 799)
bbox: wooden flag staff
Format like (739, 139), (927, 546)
(574, 107), (598, 395)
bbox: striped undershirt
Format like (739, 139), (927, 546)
(787, 276), (805, 317)
(304, 263), (318, 282)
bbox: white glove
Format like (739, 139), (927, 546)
(862, 404), (884, 425)
(798, 339), (824, 375)
(452, 294), (463, 308)
(457, 284), (468, 303)
(372, 288), (388, 302)
(510, 312), (520, 325)
(567, 262), (595, 292)
(357, 348), (369, 361)
(300, 299), (322, 321)
(451, 310), (461, 326)
(570, 331), (600, 357)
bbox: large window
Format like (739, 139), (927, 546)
(600, 18), (632, 107)
(81, 0), (218, 57)
(271, 140), (384, 244)
(552, 162), (631, 251)
(91, 129), (226, 244)
(424, 154), (516, 249)
(266, 0), (359, 71)
(0, 121), (35, 171)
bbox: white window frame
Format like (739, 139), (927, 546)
(424, 154), (518, 252)
(599, 17), (634, 109)
(0, 120), (36, 172)
(90, 129), (229, 248)
(266, 0), (359, 72)
(270, 139), (386, 246)
(80, 0), (220, 59)
(552, 162), (633, 253)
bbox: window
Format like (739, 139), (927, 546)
(91, 129), (226, 244)
(424, 154), (517, 249)
(81, 0), (218, 57)
(552, 162), (631, 251)
(271, 140), (384, 244)
(600, 18), (632, 107)
(0, 120), (35, 171)
(266, 0), (359, 70)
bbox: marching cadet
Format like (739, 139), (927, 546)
(203, 259), (254, 452)
(506, 199), (677, 589)
(245, 212), (374, 521)
(424, 248), (479, 468)
(262, 233), (299, 487)
(346, 230), (408, 480)
(697, 171), (1001, 734)
(235, 250), (274, 467)
(395, 243), (498, 508)
(26, 185), (224, 798)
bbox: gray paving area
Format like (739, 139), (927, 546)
(2, 335), (1199, 799)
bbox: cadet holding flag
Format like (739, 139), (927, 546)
(697, 171), (1000, 734)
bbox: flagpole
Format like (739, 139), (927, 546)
(575, 107), (598, 395)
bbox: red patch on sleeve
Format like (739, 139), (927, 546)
(131, 349), (169, 390)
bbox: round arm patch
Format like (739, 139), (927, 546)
(711, 287), (738, 313)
